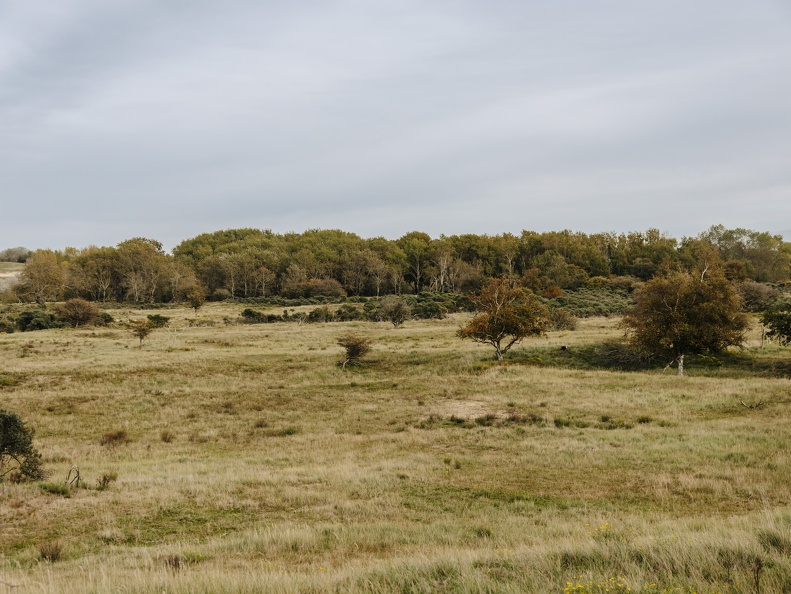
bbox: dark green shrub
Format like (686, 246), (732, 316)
(307, 306), (333, 323)
(335, 304), (364, 321)
(16, 309), (59, 332)
(95, 312), (114, 326)
(0, 314), (14, 333)
(240, 308), (267, 323)
(0, 409), (44, 482)
(146, 314), (170, 328)
(762, 295), (791, 346)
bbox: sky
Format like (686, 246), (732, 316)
(2, 1), (790, 252)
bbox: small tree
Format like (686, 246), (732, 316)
(762, 296), (791, 346)
(457, 277), (550, 360)
(380, 295), (411, 328)
(0, 409), (44, 482)
(622, 271), (748, 375)
(337, 333), (372, 369)
(55, 298), (99, 327)
(128, 319), (155, 348)
(186, 287), (205, 315)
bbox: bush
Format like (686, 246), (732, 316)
(739, 281), (780, 312)
(95, 312), (114, 326)
(0, 409), (44, 482)
(337, 333), (372, 369)
(283, 278), (346, 299)
(380, 295), (411, 327)
(548, 287), (633, 318)
(762, 295), (791, 346)
(240, 308), (267, 323)
(146, 314), (170, 328)
(38, 541), (63, 562)
(15, 309), (59, 332)
(548, 307), (578, 331)
(335, 303), (365, 321)
(55, 298), (99, 327)
(307, 306), (333, 323)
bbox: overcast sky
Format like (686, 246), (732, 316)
(2, 1), (790, 252)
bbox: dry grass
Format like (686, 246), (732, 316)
(0, 303), (790, 592)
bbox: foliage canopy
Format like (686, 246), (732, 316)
(762, 296), (791, 346)
(457, 277), (550, 360)
(622, 271), (748, 375)
(0, 409), (44, 482)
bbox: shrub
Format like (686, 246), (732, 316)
(739, 281), (780, 312)
(55, 298), (99, 327)
(0, 409), (44, 482)
(160, 429), (175, 443)
(335, 303), (365, 321)
(380, 295), (411, 327)
(211, 288), (233, 301)
(39, 482), (70, 497)
(762, 295), (791, 346)
(96, 471), (118, 491)
(15, 309), (59, 332)
(127, 319), (155, 348)
(548, 307), (578, 330)
(337, 333), (372, 369)
(95, 312), (114, 326)
(100, 430), (129, 446)
(38, 541), (63, 562)
(146, 314), (170, 328)
(240, 308), (267, 324)
(283, 278), (346, 299)
(307, 306), (333, 323)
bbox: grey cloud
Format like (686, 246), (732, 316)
(1, 0), (790, 250)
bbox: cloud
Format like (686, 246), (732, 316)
(1, 0), (790, 249)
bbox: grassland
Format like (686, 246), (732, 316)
(1, 303), (790, 593)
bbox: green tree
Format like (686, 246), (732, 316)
(622, 271), (748, 375)
(0, 409), (44, 482)
(762, 296), (791, 346)
(457, 277), (550, 360)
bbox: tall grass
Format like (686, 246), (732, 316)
(0, 304), (789, 592)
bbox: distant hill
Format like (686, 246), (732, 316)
(0, 262), (23, 292)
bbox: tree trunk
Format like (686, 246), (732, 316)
(677, 354), (684, 376)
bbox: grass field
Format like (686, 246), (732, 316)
(1, 303), (790, 593)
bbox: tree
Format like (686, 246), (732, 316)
(0, 409), (44, 482)
(18, 250), (66, 304)
(337, 333), (372, 369)
(622, 271), (748, 375)
(762, 296), (791, 346)
(186, 287), (205, 315)
(128, 319), (155, 348)
(380, 295), (411, 328)
(457, 277), (550, 360)
(55, 298), (99, 327)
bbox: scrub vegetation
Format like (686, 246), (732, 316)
(1, 301), (791, 593)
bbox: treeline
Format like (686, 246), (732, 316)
(3, 225), (789, 305)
